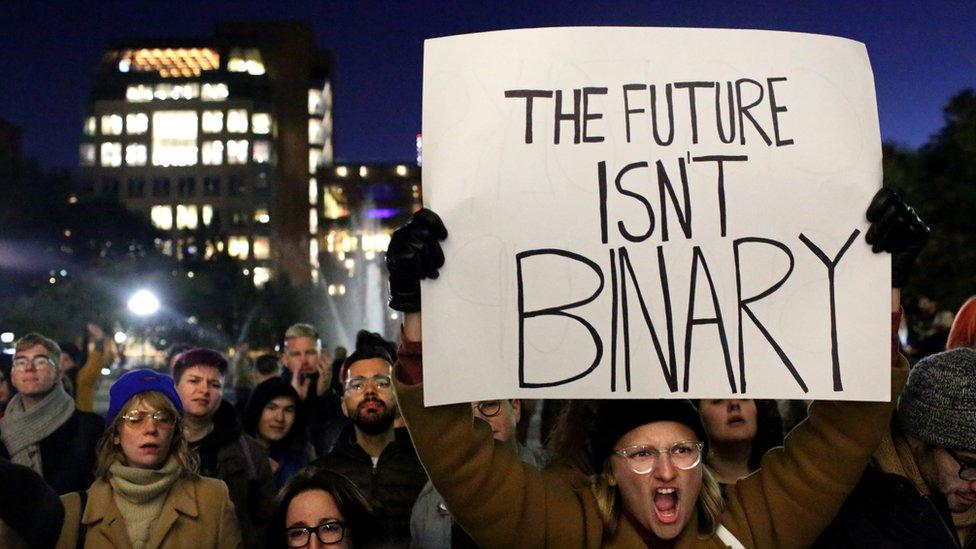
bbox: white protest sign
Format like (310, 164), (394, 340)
(421, 27), (889, 405)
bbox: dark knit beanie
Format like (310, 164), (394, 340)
(589, 399), (709, 472)
(896, 348), (976, 451)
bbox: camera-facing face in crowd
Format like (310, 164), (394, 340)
(471, 399), (521, 443)
(113, 393), (178, 470)
(259, 396), (297, 444)
(911, 441), (976, 513)
(11, 344), (61, 398)
(341, 358), (396, 435)
(175, 364), (223, 420)
(698, 399), (758, 445)
(284, 335), (321, 377)
(285, 488), (350, 549)
(608, 421), (704, 541)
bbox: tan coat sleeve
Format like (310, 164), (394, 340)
(721, 357), (910, 548)
(55, 492), (82, 549)
(75, 346), (113, 413)
(216, 482), (244, 549)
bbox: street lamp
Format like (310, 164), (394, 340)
(128, 289), (160, 317)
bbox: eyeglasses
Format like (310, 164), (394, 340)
(946, 448), (976, 481)
(473, 400), (501, 417)
(120, 410), (176, 427)
(285, 520), (346, 547)
(614, 441), (704, 474)
(344, 374), (392, 393)
(11, 355), (55, 372)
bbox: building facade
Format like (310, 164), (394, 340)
(79, 22), (332, 285)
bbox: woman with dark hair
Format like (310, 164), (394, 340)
(244, 378), (313, 488)
(697, 399), (784, 485)
(268, 468), (388, 548)
(57, 369), (241, 548)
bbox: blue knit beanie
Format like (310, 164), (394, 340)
(107, 369), (184, 426)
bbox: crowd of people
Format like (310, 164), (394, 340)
(0, 188), (975, 548)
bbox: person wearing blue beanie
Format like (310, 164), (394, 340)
(55, 369), (242, 548)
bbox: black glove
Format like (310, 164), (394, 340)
(865, 188), (930, 288)
(386, 208), (448, 312)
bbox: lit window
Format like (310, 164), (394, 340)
(309, 239), (319, 267)
(253, 237), (270, 259)
(125, 144), (147, 166)
(101, 115), (123, 136)
(308, 119), (324, 145)
(226, 140), (248, 164)
(227, 48), (265, 75)
(309, 148), (321, 174)
(308, 89), (322, 115)
(323, 187), (345, 219)
(80, 144), (96, 166)
(100, 142), (122, 167)
(153, 83), (199, 100)
(253, 141), (271, 164)
(83, 117), (96, 136)
(323, 82), (333, 111)
(202, 140), (224, 165)
(336, 166), (348, 177)
(324, 139), (333, 165)
(253, 267), (271, 287)
(308, 178), (318, 205)
(152, 111), (198, 167)
(202, 111), (223, 133)
(126, 113), (149, 134)
(201, 83), (229, 101)
(176, 204), (199, 230)
(150, 205), (173, 230)
(126, 85), (153, 102)
(396, 164), (408, 176)
(201, 205), (214, 226)
(252, 113), (271, 135)
(254, 208), (270, 224)
(117, 48), (219, 77)
(309, 208), (318, 234)
(227, 236), (249, 259)
(227, 109), (248, 133)
(359, 166), (368, 177)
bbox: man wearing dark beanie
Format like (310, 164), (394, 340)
(817, 347), (976, 547)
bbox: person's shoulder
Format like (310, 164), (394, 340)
(186, 475), (233, 501)
(72, 410), (105, 430)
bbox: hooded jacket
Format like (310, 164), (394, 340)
(242, 378), (312, 488)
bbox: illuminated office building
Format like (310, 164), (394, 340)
(79, 22), (332, 285)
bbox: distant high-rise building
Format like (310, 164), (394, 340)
(79, 22), (332, 285)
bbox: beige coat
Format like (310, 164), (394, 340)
(56, 476), (242, 549)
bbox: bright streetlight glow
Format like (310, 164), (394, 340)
(128, 289), (160, 316)
(114, 331), (128, 344)
(0, 332), (14, 344)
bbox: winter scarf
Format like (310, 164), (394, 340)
(109, 456), (181, 549)
(0, 384), (75, 473)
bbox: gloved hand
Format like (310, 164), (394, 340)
(865, 188), (930, 288)
(386, 208), (448, 312)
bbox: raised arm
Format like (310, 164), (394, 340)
(721, 188), (929, 547)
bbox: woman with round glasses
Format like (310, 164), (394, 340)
(268, 468), (387, 548)
(385, 190), (928, 546)
(56, 369), (242, 548)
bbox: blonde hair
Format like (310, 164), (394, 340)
(95, 391), (199, 480)
(590, 459), (725, 537)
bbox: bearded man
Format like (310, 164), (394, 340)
(312, 330), (428, 546)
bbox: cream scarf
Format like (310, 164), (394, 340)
(109, 457), (180, 549)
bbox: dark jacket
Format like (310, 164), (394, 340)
(815, 431), (966, 548)
(190, 400), (276, 549)
(313, 425), (428, 547)
(0, 409), (103, 495)
(280, 369), (347, 455)
(0, 457), (64, 549)
(242, 378), (312, 489)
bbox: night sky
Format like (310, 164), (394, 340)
(0, 1), (973, 170)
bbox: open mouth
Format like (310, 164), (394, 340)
(652, 487), (679, 524)
(139, 443), (160, 452)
